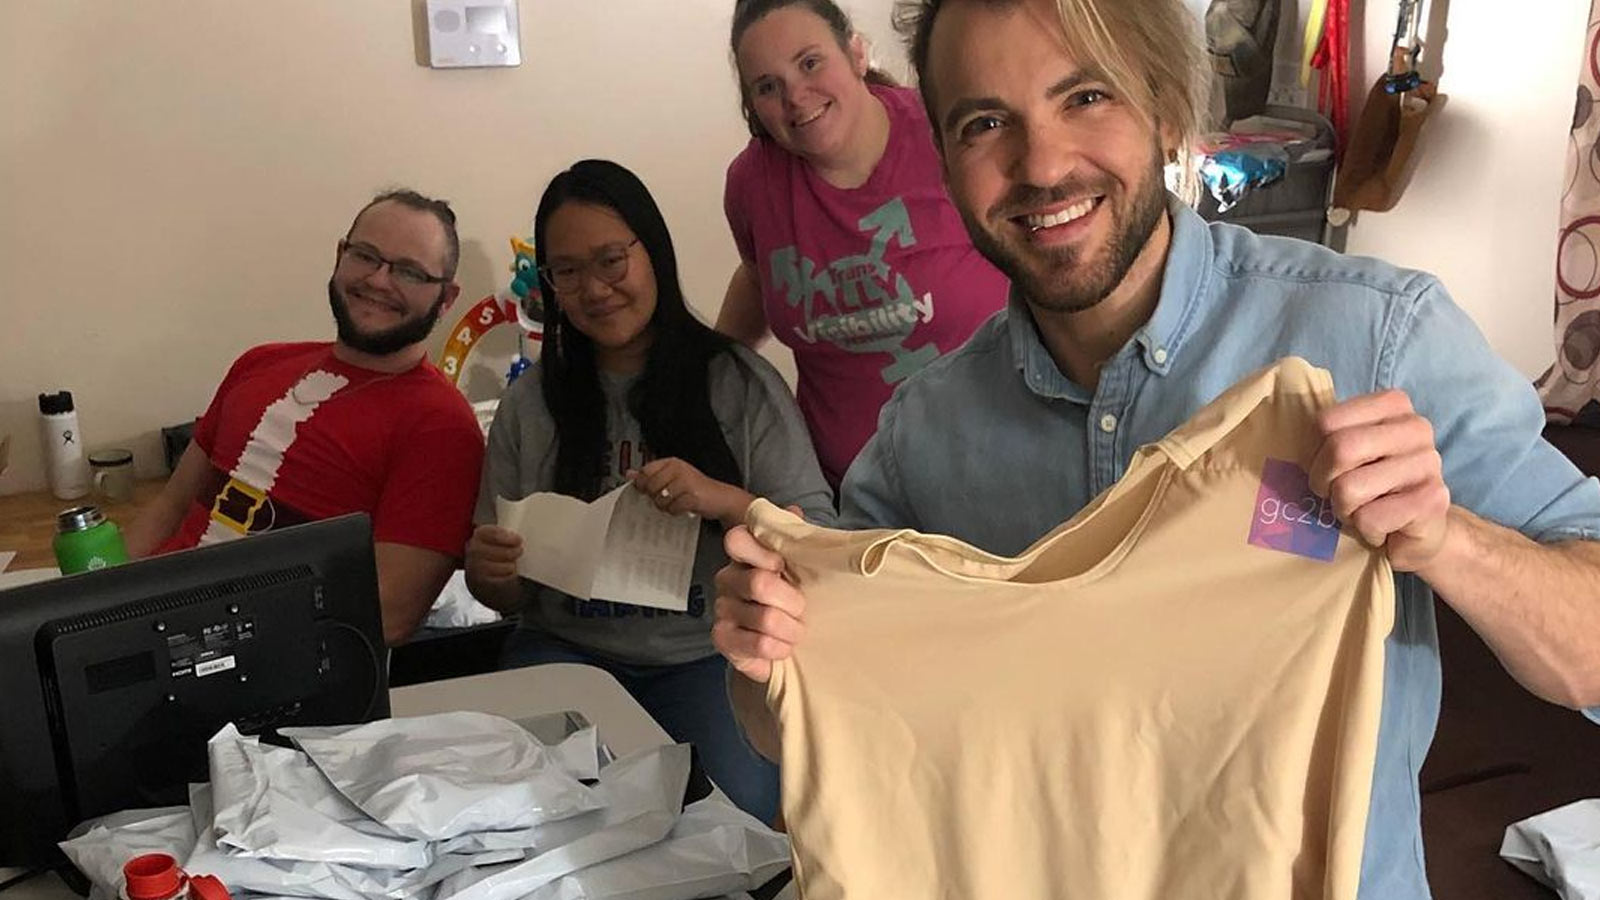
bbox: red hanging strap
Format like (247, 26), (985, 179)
(1310, 0), (1350, 153)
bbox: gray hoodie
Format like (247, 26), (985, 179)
(475, 344), (835, 665)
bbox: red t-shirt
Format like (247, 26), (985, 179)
(159, 342), (484, 559)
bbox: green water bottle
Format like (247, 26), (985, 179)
(53, 505), (130, 575)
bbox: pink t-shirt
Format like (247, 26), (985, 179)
(724, 84), (1009, 487)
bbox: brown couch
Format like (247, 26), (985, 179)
(1419, 423), (1600, 898)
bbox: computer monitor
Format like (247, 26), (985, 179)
(0, 514), (390, 869)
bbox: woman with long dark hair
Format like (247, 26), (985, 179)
(718, 0), (1010, 488)
(466, 159), (831, 822)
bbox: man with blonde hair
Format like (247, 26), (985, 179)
(713, 0), (1600, 896)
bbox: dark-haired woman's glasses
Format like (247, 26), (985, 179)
(539, 239), (640, 294)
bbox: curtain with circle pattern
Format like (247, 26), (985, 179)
(1539, 5), (1600, 425)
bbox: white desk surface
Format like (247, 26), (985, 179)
(4, 663), (682, 900)
(391, 663), (673, 755)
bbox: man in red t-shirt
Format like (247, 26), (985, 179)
(126, 190), (486, 645)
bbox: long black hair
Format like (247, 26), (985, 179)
(533, 159), (742, 501)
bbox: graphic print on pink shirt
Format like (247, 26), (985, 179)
(773, 195), (941, 384)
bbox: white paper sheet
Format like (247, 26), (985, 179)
(496, 485), (699, 612)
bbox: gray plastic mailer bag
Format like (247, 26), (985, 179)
(59, 805), (197, 900)
(187, 784), (374, 900)
(188, 784), (482, 900)
(1501, 799), (1600, 900)
(437, 724), (612, 855)
(545, 725), (603, 782)
(434, 744), (690, 900)
(280, 711), (603, 840)
(207, 724), (430, 869)
(521, 795), (791, 900)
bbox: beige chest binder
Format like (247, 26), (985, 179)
(749, 357), (1394, 900)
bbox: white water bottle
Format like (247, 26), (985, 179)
(39, 391), (90, 500)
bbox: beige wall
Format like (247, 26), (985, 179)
(1340, 0), (1587, 379)
(0, 0), (1584, 495)
(0, 0), (905, 495)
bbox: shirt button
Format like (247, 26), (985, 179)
(1153, 347), (1169, 365)
(1099, 413), (1118, 433)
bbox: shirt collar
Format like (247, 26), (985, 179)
(1006, 287), (1089, 401)
(1006, 193), (1215, 398)
(1136, 195), (1213, 376)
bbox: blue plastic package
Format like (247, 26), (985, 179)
(1200, 145), (1289, 212)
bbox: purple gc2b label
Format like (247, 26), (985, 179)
(1247, 457), (1341, 562)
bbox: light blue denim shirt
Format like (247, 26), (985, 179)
(838, 196), (1600, 900)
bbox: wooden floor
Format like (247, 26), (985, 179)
(0, 480), (165, 570)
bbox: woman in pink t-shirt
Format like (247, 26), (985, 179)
(720, 0), (1010, 488)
